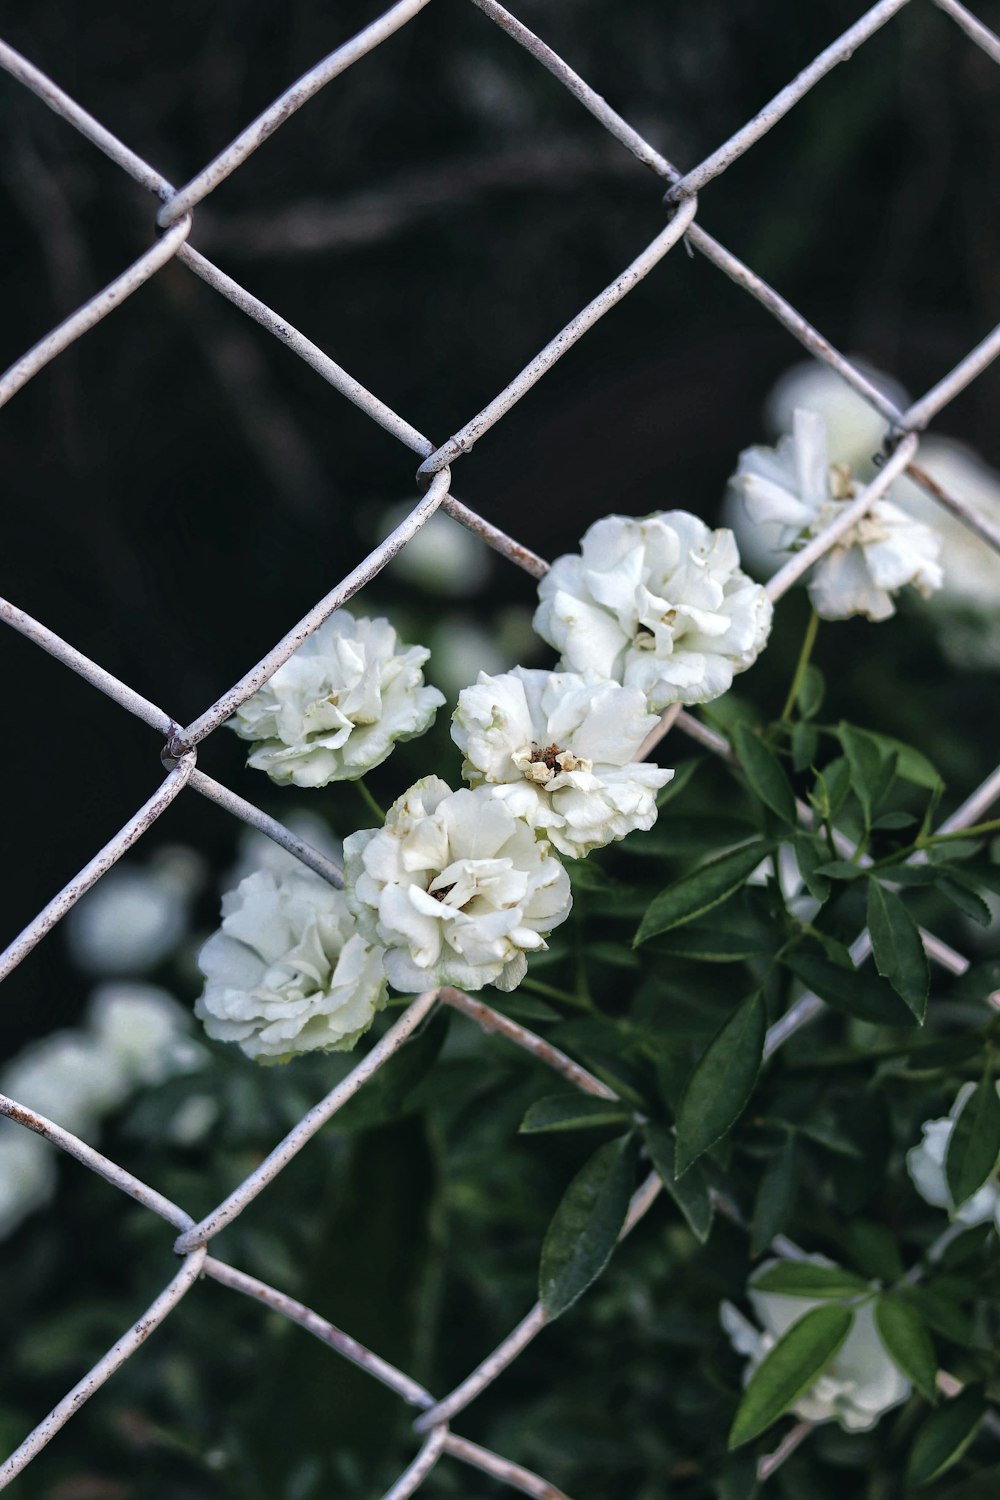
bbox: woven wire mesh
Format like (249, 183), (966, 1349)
(1, 0), (999, 1493)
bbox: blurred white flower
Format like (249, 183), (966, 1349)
(721, 1256), (910, 1432)
(3, 1030), (129, 1133)
(65, 845), (204, 976)
(0, 1130), (55, 1240)
(344, 775), (572, 994)
(227, 812), (343, 889)
(88, 983), (206, 1086)
(452, 667), (673, 859)
(229, 611), (445, 787)
(906, 1083), (1000, 1230)
(196, 866), (387, 1062)
(380, 501), (491, 597)
(732, 409), (943, 621)
(534, 512), (772, 710)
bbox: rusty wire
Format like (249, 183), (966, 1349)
(1, 0), (999, 1493)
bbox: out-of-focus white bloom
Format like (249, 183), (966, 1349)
(227, 812), (343, 890)
(452, 668), (673, 859)
(344, 775), (572, 994)
(88, 984), (206, 1086)
(0, 1131), (55, 1240)
(166, 1093), (219, 1147)
(732, 409), (943, 621)
(380, 502), (492, 597)
(65, 846), (204, 976)
(196, 866), (387, 1062)
(229, 611), (445, 787)
(721, 1256), (911, 1432)
(906, 1083), (1000, 1230)
(534, 512), (772, 710)
(3, 1031), (129, 1133)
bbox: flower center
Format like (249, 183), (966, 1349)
(429, 882), (456, 903)
(829, 462), (856, 500)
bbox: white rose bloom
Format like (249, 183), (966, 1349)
(344, 775), (572, 994)
(906, 1083), (1000, 1230)
(534, 512), (772, 711)
(65, 845), (204, 976)
(732, 409), (943, 621)
(451, 667), (673, 859)
(0, 1130), (56, 1240)
(88, 983), (207, 1087)
(196, 866), (388, 1063)
(721, 1256), (911, 1432)
(229, 611), (445, 787)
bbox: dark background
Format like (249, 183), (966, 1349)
(2, 0), (999, 1052)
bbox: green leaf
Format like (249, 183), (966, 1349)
(945, 1072), (1000, 1208)
(866, 880), (929, 1022)
(750, 1134), (798, 1257)
(644, 928), (768, 963)
(935, 873), (992, 927)
(813, 860), (865, 881)
(871, 811), (918, 831)
(750, 1262), (870, 1299)
(728, 1303), (854, 1449)
(810, 755), (852, 823)
(675, 992), (766, 1175)
(784, 951), (916, 1026)
(539, 1136), (633, 1320)
(874, 1295), (938, 1404)
(520, 1094), (634, 1134)
(844, 1221), (905, 1282)
(797, 664), (825, 720)
(643, 1123), (713, 1243)
(635, 840), (772, 945)
(865, 732), (941, 790)
(791, 720), (819, 774)
(907, 1385), (986, 1486)
(792, 834), (831, 902)
(839, 723), (894, 824)
(734, 724), (798, 826)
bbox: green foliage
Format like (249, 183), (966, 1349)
(945, 1072), (1000, 1208)
(728, 1303), (854, 1448)
(907, 1387), (987, 1487)
(538, 1135), (634, 1319)
(675, 992), (767, 1175)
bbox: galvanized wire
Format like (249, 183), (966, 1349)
(1, 0), (999, 1493)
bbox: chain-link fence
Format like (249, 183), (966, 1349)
(1, 0), (999, 1494)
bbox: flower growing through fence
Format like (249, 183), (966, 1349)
(344, 774), (572, 994)
(196, 866), (387, 1062)
(906, 1082), (1000, 1231)
(721, 1257), (911, 1432)
(451, 667), (673, 859)
(533, 511), (772, 710)
(228, 611), (445, 787)
(731, 409), (943, 621)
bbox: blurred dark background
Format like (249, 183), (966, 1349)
(2, 0), (999, 1052)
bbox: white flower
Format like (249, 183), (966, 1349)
(344, 775), (572, 994)
(534, 512), (772, 710)
(0, 1130), (56, 1240)
(88, 983), (206, 1087)
(906, 1083), (1000, 1230)
(65, 845), (204, 976)
(451, 667), (673, 859)
(732, 409), (943, 621)
(228, 611), (445, 787)
(381, 501), (491, 597)
(721, 1256), (911, 1432)
(2, 1031), (129, 1134)
(196, 866), (387, 1063)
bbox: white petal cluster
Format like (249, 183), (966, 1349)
(196, 866), (387, 1063)
(721, 1257), (910, 1432)
(1, 985), (201, 1239)
(732, 409), (943, 621)
(65, 845), (204, 975)
(344, 775), (572, 994)
(534, 512), (772, 710)
(906, 1083), (1000, 1232)
(451, 667), (673, 859)
(229, 611), (445, 787)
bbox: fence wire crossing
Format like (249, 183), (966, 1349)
(0, 0), (999, 1493)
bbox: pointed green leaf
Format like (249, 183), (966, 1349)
(797, 664), (825, 721)
(539, 1136), (633, 1319)
(875, 1295), (938, 1403)
(791, 720), (819, 774)
(635, 841), (772, 945)
(792, 834), (831, 902)
(865, 732), (941, 790)
(945, 1073), (1000, 1209)
(520, 1094), (633, 1134)
(643, 1123), (713, 1243)
(655, 755), (702, 806)
(866, 880), (929, 1021)
(734, 724), (798, 826)
(784, 951), (915, 1026)
(750, 1135), (798, 1257)
(750, 1262), (870, 1299)
(728, 1303), (854, 1449)
(644, 927), (768, 963)
(844, 1221), (905, 1282)
(907, 1385), (986, 1486)
(675, 992), (766, 1175)
(935, 874), (992, 927)
(839, 723), (894, 823)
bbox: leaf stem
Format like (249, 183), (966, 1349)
(355, 777), (386, 824)
(779, 608), (819, 723)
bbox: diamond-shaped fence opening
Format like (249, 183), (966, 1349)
(1, 1), (999, 1494)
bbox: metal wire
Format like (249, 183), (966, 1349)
(1, 0), (999, 1493)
